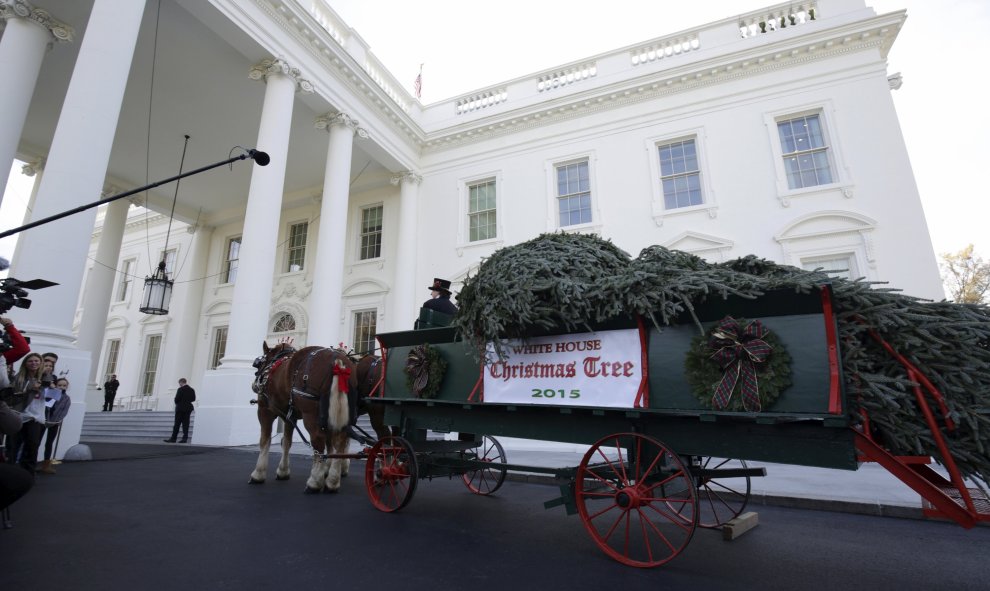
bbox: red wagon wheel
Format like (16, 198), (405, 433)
(575, 433), (697, 568)
(692, 457), (752, 529)
(461, 435), (507, 495)
(365, 435), (418, 512)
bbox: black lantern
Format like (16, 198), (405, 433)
(139, 260), (173, 315)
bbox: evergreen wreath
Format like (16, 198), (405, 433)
(684, 316), (792, 412)
(405, 343), (448, 399)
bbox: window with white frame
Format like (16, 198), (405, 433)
(115, 259), (134, 301)
(141, 334), (162, 396)
(777, 114), (834, 190)
(468, 179), (497, 242)
(352, 309), (377, 355)
(556, 160), (592, 227)
(359, 205), (383, 260)
(801, 254), (856, 280)
(210, 326), (228, 369)
(273, 313), (295, 333)
(223, 236), (240, 284)
(658, 138), (703, 209)
(286, 222), (307, 272)
(160, 248), (177, 277)
(103, 339), (121, 379)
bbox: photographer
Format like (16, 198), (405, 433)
(1, 316), (30, 367)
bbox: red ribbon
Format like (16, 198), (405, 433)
(333, 364), (351, 394)
(708, 317), (772, 412)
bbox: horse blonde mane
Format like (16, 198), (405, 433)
(328, 358), (349, 431)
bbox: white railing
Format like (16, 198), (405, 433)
(455, 88), (509, 115)
(115, 395), (158, 411)
(630, 37), (701, 66)
(739, 3), (818, 38)
(305, 1), (346, 46)
(537, 62), (597, 92)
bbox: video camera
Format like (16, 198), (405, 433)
(0, 277), (58, 315)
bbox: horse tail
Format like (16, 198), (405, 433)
(328, 358), (350, 431)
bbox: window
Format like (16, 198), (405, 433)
(160, 248), (177, 276)
(556, 160), (591, 226)
(210, 326), (228, 369)
(777, 114), (833, 189)
(273, 313), (296, 332)
(360, 205), (383, 260)
(141, 335), (162, 396)
(353, 309), (377, 355)
(468, 180), (497, 242)
(115, 259), (134, 301)
(658, 139), (702, 209)
(103, 339), (121, 379)
(801, 254), (856, 280)
(286, 222), (307, 272)
(223, 236), (240, 283)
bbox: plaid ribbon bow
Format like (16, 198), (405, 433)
(708, 317), (772, 412)
(332, 364), (351, 394)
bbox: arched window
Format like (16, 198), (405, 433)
(273, 313), (296, 333)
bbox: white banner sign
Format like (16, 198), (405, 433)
(484, 329), (643, 408)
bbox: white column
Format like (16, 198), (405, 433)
(76, 197), (129, 395)
(390, 171), (422, 331)
(0, 1), (72, 203)
(9, 0), (146, 459)
(221, 58), (311, 368)
(308, 112), (366, 345)
(170, 224), (212, 381)
(196, 58), (312, 446)
(7, 158), (43, 277)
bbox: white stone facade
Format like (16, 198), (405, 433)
(1, 0), (941, 450)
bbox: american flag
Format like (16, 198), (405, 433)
(414, 64), (423, 99)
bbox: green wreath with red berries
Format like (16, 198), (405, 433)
(684, 316), (792, 412)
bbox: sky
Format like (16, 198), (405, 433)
(2, 0), (987, 288)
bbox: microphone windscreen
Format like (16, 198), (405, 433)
(0, 257), (9, 271)
(253, 151), (270, 166)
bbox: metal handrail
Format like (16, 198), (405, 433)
(115, 395), (158, 411)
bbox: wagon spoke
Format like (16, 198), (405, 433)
(638, 507), (680, 553)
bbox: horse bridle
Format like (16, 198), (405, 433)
(252, 346), (296, 397)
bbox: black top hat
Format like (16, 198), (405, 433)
(428, 278), (452, 294)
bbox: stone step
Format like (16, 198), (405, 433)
(82, 411), (194, 443)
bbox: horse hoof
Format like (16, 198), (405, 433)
(248, 477), (265, 485)
(304, 486), (322, 494)
(275, 474), (290, 481)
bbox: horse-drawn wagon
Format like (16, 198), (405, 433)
(361, 282), (989, 567)
(251, 233), (990, 568)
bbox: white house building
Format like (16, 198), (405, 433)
(0, 0), (942, 451)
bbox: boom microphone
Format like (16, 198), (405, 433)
(249, 150), (270, 166)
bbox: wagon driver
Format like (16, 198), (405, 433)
(423, 278), (458, 315)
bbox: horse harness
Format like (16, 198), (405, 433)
(254, 347), (353, 427)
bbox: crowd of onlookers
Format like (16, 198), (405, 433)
(1, 316), (72, 515)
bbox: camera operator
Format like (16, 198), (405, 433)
(1, 316), (30, 368)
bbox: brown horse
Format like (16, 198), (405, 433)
(354, 354), (388, 435)
(249, 342), (358, 493)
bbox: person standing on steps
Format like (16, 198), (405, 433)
(164, 378), (195, 443)
(102, 374), (119, 412)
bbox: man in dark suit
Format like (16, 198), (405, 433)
(102, 374), (119, 411)
(423, 278), (458, 315)
(164, 378), (196, 443)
